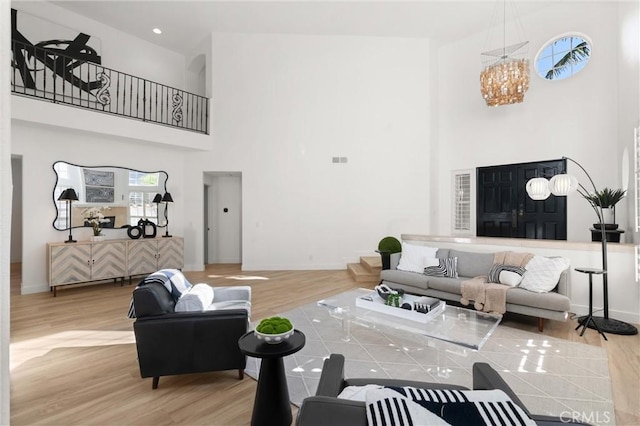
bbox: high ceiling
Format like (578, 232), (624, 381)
(48, 1), (555, 54)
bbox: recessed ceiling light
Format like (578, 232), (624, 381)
(153, 28), (162, 35)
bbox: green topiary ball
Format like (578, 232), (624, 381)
(256, 316), (293, 334)
(378, 236), (401, 254)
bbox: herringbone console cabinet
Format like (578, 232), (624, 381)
(47, 237), (184, 296)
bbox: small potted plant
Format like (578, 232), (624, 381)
(254, 316), (294, 344)
(82, 207), (111, 241)
(376, 236), (401, 270)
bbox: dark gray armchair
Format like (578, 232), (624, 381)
(296, 354), (592, 426)
(132, 282), (250, 389)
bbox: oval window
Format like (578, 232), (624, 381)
(535, 34), (592, 80)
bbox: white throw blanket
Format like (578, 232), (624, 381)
(127, 269), (192, 318)
(460, 251), (534, 314)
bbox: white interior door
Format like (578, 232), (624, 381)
(206, 173), (242, 264)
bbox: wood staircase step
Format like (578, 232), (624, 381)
(360, 256), (381, 273)
(347, 255), (382, 283)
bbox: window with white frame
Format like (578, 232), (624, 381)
(452, 170), (473, 235)
(128, 171), (161, 226)
(535, 33), (592, 81)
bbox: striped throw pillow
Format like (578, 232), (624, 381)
(487, 264), (526, 285)
(424, 258), (458, 278)
(367, 387), (536, 426)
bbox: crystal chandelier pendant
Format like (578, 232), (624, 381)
(480, 41), (530, 107)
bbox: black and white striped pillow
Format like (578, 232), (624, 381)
(368, 387), (536, 426)
(487, 264), (526, 284)
(424, 257), (458, 278)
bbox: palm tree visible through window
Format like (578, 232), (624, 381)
(536, 35), (591, 81)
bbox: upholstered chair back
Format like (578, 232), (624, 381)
(132, 283), (176, 317)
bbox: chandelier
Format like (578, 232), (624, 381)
(480, 1), (530, 107)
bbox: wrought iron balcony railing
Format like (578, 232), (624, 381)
(11, 39), (209, 134)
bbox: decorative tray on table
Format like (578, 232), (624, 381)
(355, 291), (445, 324)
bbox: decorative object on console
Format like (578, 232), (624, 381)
(82, 206), (111, 240)
(126, 219), (157, 240)
(254, 316), (294, 344)
(57, 188), (78, 243)
(127, 225), (142, 239)
(479, 0), (530, 107)
(161, 192), (173, 238)
(140, 219), (157, 239)
(525, 156), (637, 336)
(376, 236), (401, 270)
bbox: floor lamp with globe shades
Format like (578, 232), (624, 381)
(525, 156), (637, 336)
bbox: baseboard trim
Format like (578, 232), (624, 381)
(241, 263), (347, 271)
(20, 283), (49, 295)
(570, 303), (640, 326)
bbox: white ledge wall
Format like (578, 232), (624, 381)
(402, 234), (639, 325)
(12, 96), (212, 151)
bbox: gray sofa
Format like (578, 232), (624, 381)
(296, 354), (590, 426)
(380, 248), (571, 331)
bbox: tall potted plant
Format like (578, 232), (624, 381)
(376, 236), (401, 270)
(582, 187), (626, 225)
(582, 187), (626, 243)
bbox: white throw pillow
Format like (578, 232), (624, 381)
(499, 270), (524, 287)
(423, 257), (440, 267)
(520, 256), (570, 293)
(396, 243), (438, 273)
(337, 385), (383, 401)
(175, 283), (215, 312)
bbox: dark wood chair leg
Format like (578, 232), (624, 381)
(238, 369), (244, 380)
(538, 318), (544, 332)
(152, 376), (159, 389)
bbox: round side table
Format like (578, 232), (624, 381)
(574, 267), (608, 341)
(238, 329), (306, 426)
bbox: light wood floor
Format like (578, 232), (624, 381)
(9, 264), (640, 425)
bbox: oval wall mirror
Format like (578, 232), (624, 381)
(52, 161), (169, 231)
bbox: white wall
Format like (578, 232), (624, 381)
(11, 121), (187, 294)
(435, 2), (638, 243)
(11, 156), (22, 263)
(617, 1), (640, 243)
(182, 32), (434, 271)
(1, 1), (12, 422)
(12, 96), (212, 151)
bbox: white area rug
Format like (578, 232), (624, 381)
(245, 290), (614, 423)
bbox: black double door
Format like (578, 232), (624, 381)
(476, 159), (567, 240)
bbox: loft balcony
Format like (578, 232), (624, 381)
(10, 39), (209, 135)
